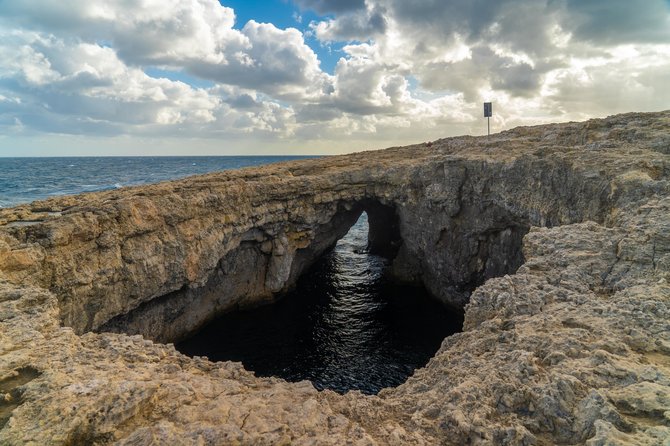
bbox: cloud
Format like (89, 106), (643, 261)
(376, 0), (670, 53)
(305, 0), (565, 101)
(328, 55), (415, 114)
(0, 0), (328, 100)
(0, 28), (302, 140)
(0, 0), (240, 57)
(308, 0), (670, 101)
(310, 5), (388, 42)
(293, 0), (366, 14)
(543, 44), (670, 116)
(0, 0), (669, 154)
(562, 0), (670, 45)
(189, 20), (331, 100)
(0, 31), (212, 131)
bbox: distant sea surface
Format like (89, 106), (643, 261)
(0, 156), (314, 208)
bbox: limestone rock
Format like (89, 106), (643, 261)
(1, 110), (669, 445)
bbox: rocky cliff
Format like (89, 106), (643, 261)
(1, 111), (669, 445)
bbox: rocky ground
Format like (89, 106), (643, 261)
(1, 111), (669, 445)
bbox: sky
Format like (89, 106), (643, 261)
(0, 0), (669, 156)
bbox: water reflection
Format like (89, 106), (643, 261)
(177, 212), (463, 394)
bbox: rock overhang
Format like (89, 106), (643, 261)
(0, 110), (669, 445)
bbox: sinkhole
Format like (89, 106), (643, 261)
(176, 212), (463, 395)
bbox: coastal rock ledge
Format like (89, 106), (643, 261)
(1, 111), (669, 445)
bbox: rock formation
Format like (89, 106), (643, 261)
(1, 110), (669, 444)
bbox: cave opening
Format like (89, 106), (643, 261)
(176, 210), (464, 395)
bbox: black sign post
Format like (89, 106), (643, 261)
(484, 102), (492, 136)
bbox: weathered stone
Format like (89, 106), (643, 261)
(0, 110), (669, 445)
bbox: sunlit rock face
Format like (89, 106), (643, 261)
(1, 111), (669, 445)
(0, 123), (621, 341)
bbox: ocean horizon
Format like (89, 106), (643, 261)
(0, 155), (317, 209)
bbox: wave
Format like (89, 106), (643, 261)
(45, 183), (125, 197)
(0, 156), (313, 207)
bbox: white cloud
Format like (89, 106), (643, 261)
(0, 27), (302, 140)
(0, 0), (329, 100)
(0, 0), (669, 154)
(190, 20), (331, 100)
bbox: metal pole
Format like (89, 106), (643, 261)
(487, 117), (490, 136)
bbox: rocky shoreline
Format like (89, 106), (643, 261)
(1, 111), (669, 444)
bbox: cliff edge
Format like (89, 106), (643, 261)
(1, 111), (669, 445)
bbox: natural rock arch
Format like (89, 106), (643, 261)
(1, 111), (668, 445)
(99, 198), (406, 343)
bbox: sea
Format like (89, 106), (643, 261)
(178, 212), (463, 395)
(0, 156), (312, 208)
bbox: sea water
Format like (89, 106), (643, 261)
(178, 213), (463, 395)
(0, 156), (311, 208)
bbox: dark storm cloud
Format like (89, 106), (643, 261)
(293, 0), (366, 14)
(412, 0), (668, 45)
(389, 0), (503, 39)
(225, 93), (261, 109)
(312, 5), (388, 41)
(380, 0), (562, 64)
(561, 0), (670, 44)
(367, 0), (670, 58)
(294, 103), (343, 122)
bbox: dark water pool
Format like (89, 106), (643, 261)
(176, 213), (463, 394)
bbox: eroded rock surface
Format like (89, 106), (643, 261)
(1, 111), (669, 445)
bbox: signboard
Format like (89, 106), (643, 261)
(484, 102), (492, 117)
